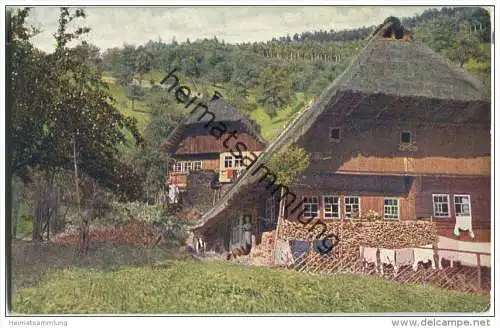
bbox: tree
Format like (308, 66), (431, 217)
(126, 84), (146, 111)
(9, 8), (145, 248)
(447, 22), (481, 68)
(135, 48), (153, 86)
(256, 66), (295, 118)
(116, 44), (136, 86)
(73, 41), (102, 71)
(267, 144), (310, 252)
(267, 144), (310, 216)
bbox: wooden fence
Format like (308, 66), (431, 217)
(274, 239), (491, 294)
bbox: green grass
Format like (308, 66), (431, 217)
(250, 92), (309, 141)
(15, 201), (33, 239)
(104, 80), (150, 152)
(134, 70), (166, 84)
(11, 241), (490, 314)
(106, 83), (150, 128)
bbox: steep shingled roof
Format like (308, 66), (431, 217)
(186, 98), (246, 124)
(161, 97), (266, 154)
(191, 19), (491, 231)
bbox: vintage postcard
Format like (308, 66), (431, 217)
(3, 2), (495, 324)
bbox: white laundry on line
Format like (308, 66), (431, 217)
(458, 252), (478, 267)
(454, 216), (475, 238)
(413, 244), (435, 271)
(361, 246), (378, 264)
(437, 250), (459, 269)
(395, 248), (415, 268)
(380, 248), (398, 276)
(479, 254), (491, 268)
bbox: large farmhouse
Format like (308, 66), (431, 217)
(190, 18), (491, 256)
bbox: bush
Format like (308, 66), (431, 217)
(55, 202), (190, 247)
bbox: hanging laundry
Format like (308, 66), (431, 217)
(274, 239), (294, 266)
(395, 248), (415, 268)
(360, 246), (379, 272)
(454, 216), (475, 238)
(314, 239), (336, 255)
(291, 240), (311, 260)
(480, 254), (491, 268)
(457, 252), (478, 267)
(168, 185), (179, 204)
(412, 244), (435, 271)
(379, 248), (397, 276)
(437, 250), (459, 269)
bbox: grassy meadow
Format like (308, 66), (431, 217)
(10, 240), (490, 314)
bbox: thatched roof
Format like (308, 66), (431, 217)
(339, 38), (488, 102)
(191, 18), (491, 232)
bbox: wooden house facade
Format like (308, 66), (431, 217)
(161, 96), (266, 203)
(190, 18), (491, 255)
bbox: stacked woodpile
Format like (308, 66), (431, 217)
(177, 207), (202, 222)
(246, 231), (276, 266)
(55, 219), (162, 246)
(279, 219), (437, 246)
(278, 218), (438, 268)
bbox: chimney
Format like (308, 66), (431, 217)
(378, 16), (412, 41)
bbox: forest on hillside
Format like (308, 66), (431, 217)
(98, 6), (491, 117)
(8, 7), (492, 253)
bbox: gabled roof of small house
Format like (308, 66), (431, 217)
(185, 98), (245, 124)
(161, 97), (266, 154)
(191, 18), (491, 231)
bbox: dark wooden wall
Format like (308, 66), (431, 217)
(297, 93), (490, 177)
(287, 175), (412, 222)
(414, 176), (491, 242)
(287, 175), (490, 243)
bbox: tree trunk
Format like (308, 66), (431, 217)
(73, 135), (88, 256)
(11, 179), (20, 239)
(272, 187), (286, 264)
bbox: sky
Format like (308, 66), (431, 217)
(23, 6), (439, 52)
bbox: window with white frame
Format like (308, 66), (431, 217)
(303, 197), (319, 218)
(344, 196), (360, 218)
(193, 161), (202, 171)
(173, 162), (183, 172)
(384, 198), (400, 219)
(433, 194), (450, 217)
(224, 156), (233, 168)
(234, 156), (243, 168)
(172, 160), (202, 173)
(323, 196), (340, 219)
(454, 195), (471, 216)
(184, 161), (193, 172)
